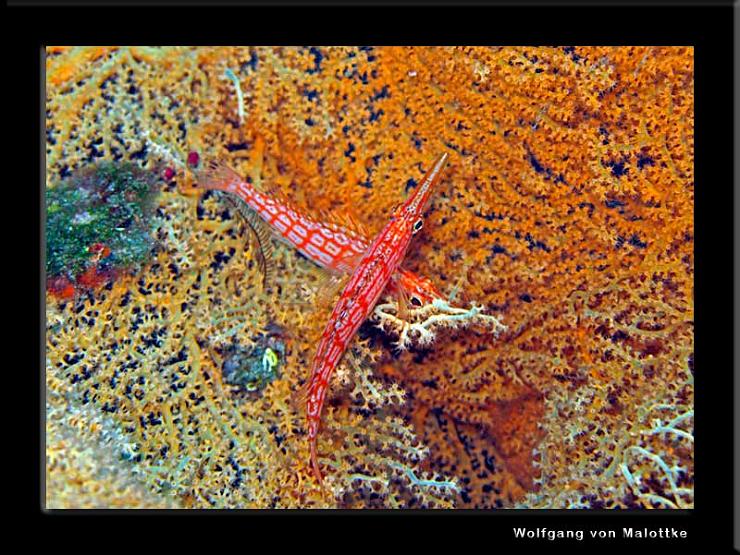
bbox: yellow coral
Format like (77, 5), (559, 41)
(45, 46), (693, 508)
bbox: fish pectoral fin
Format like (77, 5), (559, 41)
(221, 194), (276, 292)
(393, 278), (411, 321)
(315, 271), (349, 309)
(336, 249), (365, 272)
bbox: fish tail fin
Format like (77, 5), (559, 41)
(196, 159), (244, 193)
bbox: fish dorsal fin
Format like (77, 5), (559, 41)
(199, 158), (292, 217)
(292, 328), (361, 413)
(341, 207), (371, 239)
(291, 325), (330, 411)
(252, 148), (313, 219)
(318, 206), (371, 241)
(220, 193), (276, 293)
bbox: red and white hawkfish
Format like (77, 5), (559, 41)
(196, 159), (446, 307)
(302, 152), (449, 483)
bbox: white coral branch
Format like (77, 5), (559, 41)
(371, 297), (506, 351)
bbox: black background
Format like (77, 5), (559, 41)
(11, 1), (733, 553)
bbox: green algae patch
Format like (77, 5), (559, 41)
(46, 161), (162, 297)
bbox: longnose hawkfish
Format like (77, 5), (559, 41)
(196, 158), (447, 310)
(302, 152), (449, 483)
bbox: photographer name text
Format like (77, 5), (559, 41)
(514, 527), (687, 541)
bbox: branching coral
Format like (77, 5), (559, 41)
(45, 46), (693, 509)
(516, 377), (693, 509)
(373, 297), (506, 350)
(318, 342), (459, 508)
(46, 387), (181, 509)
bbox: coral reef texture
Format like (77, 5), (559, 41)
(45, 46), (693, 509)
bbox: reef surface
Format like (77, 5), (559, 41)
(45, 46), (693, 509)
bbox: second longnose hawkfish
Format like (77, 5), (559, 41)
(302, 153), (449, 483)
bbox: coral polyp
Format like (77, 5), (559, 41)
(45, 46), (693, 509)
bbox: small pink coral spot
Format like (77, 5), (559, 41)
(187, 151), (200, 168)
(163, 167), (175, 181)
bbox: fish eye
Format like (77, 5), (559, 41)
(412, 219), (424, 234)
(410, 296), (422, 307)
